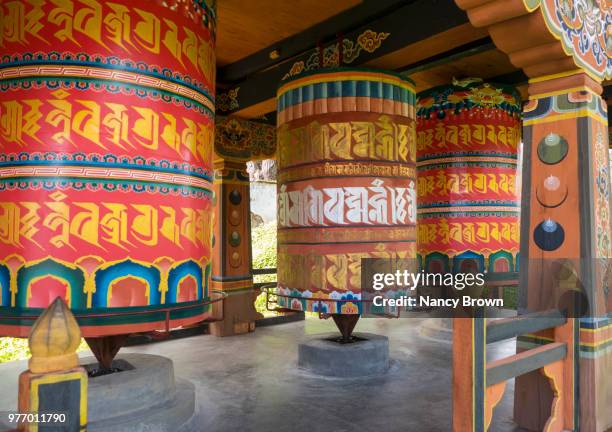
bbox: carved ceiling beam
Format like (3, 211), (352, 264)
(455, 0), (611, 82)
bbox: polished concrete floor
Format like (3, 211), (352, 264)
(0, 317), (527, 432)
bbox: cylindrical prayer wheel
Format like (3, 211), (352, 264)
(276, 69), (417, 315)
(0, 0), (216, 337)
(416, 79), (521, 275)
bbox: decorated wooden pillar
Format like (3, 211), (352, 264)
(609, 107), (612, 151)
(210, 158), (258, 336)
(211, 117), (276, 336)
(275, 68), (417, 340)
(0, 1), (217, 369)
(455, 1), (612, 430)
(452, 318), (486, 432)
(517, 71), (610, 432)
(18, 298), (87, 431)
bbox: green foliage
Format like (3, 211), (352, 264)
(250, 221), (316, 317)
(0, 337), (89, 363)
(252, 221), (277, 275)
(0, 337), (31, 363)
(251, 222), (277, 313)
(503, 286), (518, 310)
(254, 291), (269, 314)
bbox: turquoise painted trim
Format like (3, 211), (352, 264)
(278, 66), (415, 88)
(418, 210), (520, 217)
(0, 154), (212, 182)
(0, 264), (10, 307)
(417, 161), (517, 172)
(453, 251), (486, 273)
(279, 82), (415, 112)
(580, 315), (612, 329)
(423, 252), (450, 273)
(167, 260), (205, 303)
(416, 162), (518, 169)
(419, 202), (520, 208)
(417, 152), (518, 162)
(0, 57), (214, 104)
(277, 68), (417, 112)
(0, 299), (211, 327)
(16, 259), (86, 308)
(92, 260), (162, 308)
(0, 176), (213, 197)
(488, 250), (515, 273)
(0, 76), (214, 116)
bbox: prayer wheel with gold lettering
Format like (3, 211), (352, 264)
(276, 69), (417, 339)
(0, 0), (216, 363)
(416, 79), (521, 277)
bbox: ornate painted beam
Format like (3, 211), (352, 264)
(215, 116), (277, 161)
(398, 37), (495, 75)
(218, 0), (408, 83)
(456, 0), (611, 81)
(256, 51), (531, 123)
(217, 0), (471, 116)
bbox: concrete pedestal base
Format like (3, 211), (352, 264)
(85, 354), (201, 432)
(298, 332), (389, 378)
(419, 318), (453, 343)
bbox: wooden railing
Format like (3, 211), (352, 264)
(453, 310), (577, 431)
(252, 267), (277, 290)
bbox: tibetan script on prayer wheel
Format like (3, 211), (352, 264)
(276, 69), (418, 314)
(0, 0), (216, 336)
(416, 79), (521, 276)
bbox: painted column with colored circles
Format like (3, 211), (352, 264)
(515, 73), (612, 432)
(209, 117), (276, 336)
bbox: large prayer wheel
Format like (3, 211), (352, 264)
(416, 79), (521, 275)
(276, 69), (417, 317)
(0, 0), (216, 337)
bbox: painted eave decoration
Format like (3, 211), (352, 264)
(524, 0), (612, 81)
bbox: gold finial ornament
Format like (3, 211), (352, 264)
(452, 77), (484, 87)
(28, 297), (81, 374)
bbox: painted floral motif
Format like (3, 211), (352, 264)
(592, 126), (611, 306)
(355, 30), (391, 54)
(524, 0), (612, 80)
(215, 117), (276, 159)
(281, 30), (390, 80)
(285, 62), (305, 78)
(340, 301), (359, 314)
(594, 129), (611, 258)
(164, 0), (217, 35)
(417, 79), (522, 118)
(217, 87), (240, 112)
(468, 85), (510, 106)
(275, 287), (365, 314)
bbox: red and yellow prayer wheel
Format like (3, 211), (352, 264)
(276, 69), (417, 315)
(416, 79), (521, 275)
(0, 0), (216, 337)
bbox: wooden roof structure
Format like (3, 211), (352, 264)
(214, 0), (573, 121)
